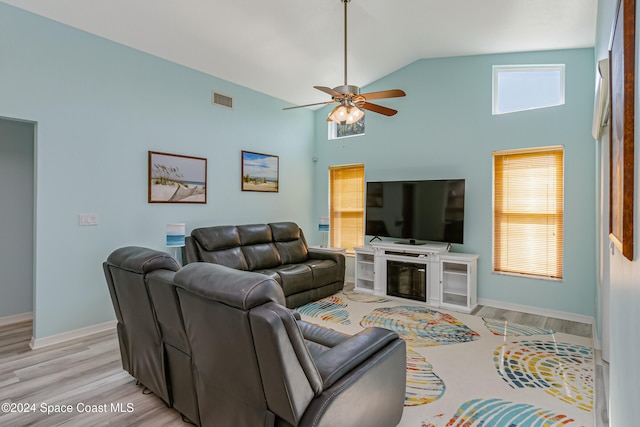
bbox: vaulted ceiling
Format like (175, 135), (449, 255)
(2, 0), (598, 108)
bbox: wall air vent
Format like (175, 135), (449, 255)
(212, 91), (233, 110)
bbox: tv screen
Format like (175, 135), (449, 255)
(365, 179), (465, 244)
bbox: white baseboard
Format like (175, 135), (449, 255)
(29, 320), (117, 350)
(478, 298), (595, 326)
(0, 311), (33, 326)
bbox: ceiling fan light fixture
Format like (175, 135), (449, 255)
(328, 102), (364, 124)
(345, 105), (363, 124)
(328, 104), (348, 123)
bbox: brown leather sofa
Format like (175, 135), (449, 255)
(174, 261), (407, 427)
(182, 222), (345, 307)
(104, 247), (406, 427)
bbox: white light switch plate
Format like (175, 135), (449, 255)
(78, 213), (99, 226)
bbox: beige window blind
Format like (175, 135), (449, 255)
(329, 164), (364, 254)
(493, 146), (564, 279)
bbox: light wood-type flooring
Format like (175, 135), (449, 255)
(473, 305), (609, 427)
(0, 306), (609, 426)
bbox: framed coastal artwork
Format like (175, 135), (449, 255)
(148, 151), (207, 203)
(241, 150), (279, 192)
(609, 0), (635, 261)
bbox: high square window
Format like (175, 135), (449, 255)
(492, 65), (565, 115)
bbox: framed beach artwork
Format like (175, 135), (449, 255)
(148, 151), (207, 203)
(609, 0), (635, 261)
(241, 151), (279, 192)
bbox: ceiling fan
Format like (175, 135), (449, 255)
(283, 0), (406, 124)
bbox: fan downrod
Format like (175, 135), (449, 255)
(282, 0), (405, 118)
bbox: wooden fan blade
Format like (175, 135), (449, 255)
(359, 89), (406, 101)
(283, 100), (337, 110)
(314, 86), (344, 98)
(359, 102), (398, 116)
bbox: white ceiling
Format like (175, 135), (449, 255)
(2, 0), (598, 108)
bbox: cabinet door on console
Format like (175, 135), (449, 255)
(439, 254), (478, 313)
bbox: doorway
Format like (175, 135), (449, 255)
(0, 117), (35, 326)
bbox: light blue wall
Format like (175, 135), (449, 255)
(0, 2), (600, 337)
(0, 3), (315, 338)
(0, 118), (34, 318)
(313, 49), (597, 317)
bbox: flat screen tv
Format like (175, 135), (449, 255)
(365, 179), (465, 244)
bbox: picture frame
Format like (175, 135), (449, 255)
(241, 151), (279, 192)
(608, 0), (635, 261)
(148, 151), (207, 203)
(330, 116), (365, 140)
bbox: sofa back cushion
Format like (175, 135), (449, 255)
(200, 245), (248, 271)
(191, 226), (249, 270)
(174, 263), (284, 426)
(238, 224), (281, 270)
(188, 222), (312, 271)
(192, 225), (240, 250)
(270, 222), (309, 265)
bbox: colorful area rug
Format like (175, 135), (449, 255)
(295, 291), (594, 427)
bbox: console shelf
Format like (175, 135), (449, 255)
(354, 247), (375, 293)
(354, 243), (478, 313)
(439, 254), (478, 313)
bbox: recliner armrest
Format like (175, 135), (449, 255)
(307, 249), (344, 265)
(313, 327), (400, 389)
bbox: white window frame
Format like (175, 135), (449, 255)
(492, 64), (565, 115)
(328, 117), (365, 140)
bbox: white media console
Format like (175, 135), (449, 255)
(354, 242), (478, 313)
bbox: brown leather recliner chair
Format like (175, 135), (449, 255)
(103, 246), (200, 425)
(174, 262), (407, 427)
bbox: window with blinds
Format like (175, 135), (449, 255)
(493, 146), (564, 280)
(329, 164), (364, 254)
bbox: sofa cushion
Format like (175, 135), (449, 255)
(271, 264), (313, 296)
(107, 246), (180, 274)
(269, 222), (301, 241)
(297, 320), (350, 359)
(192, 225), (241, 251)
(303, 259), (341, 289)
(275, 240), (308, 265)
(199, 245), (248, 271)
(243, 243), (281, 271)
(270, 222), (309, 264)
(175, 262), (286, 309)
(238, 224), (273, 245)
